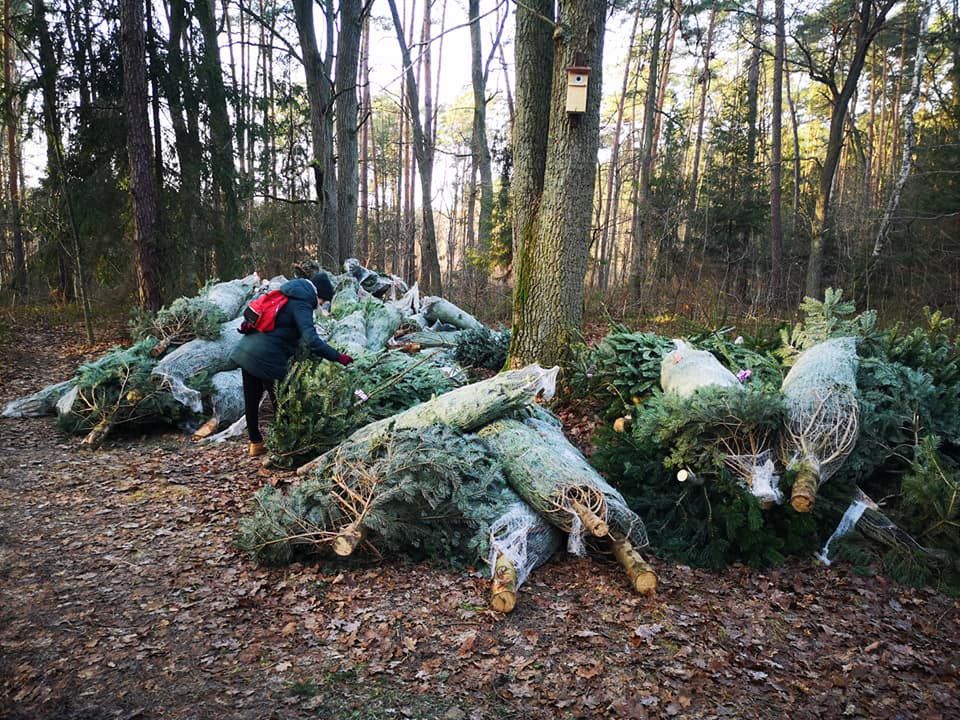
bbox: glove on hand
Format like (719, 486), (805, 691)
(337, 353), (354, 366)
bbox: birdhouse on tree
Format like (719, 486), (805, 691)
(565, 66), (591, 114)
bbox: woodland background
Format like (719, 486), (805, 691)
(0, 0), (957, 345)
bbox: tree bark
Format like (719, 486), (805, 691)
(387, 0), (442, 294)
(510, 0), (553, 296)
(359, 15), (370, 263)
(120, 0), (163, 310)
(509, 0), (606, 368)
(336, 0), (363, 262)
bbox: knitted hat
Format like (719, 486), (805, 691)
(311, 273), (334, 302)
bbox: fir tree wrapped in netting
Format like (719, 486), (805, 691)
(2, 380), (75, 418)
(152, 316), (245, 412)
(296, 364), (560, 476)
(454, 327), (511, 372)
(593, 425), (820, 569)
(130, 295), (227, 356)
(487, 499), (563, 612)
(781, 337), (860, 512)
(629, 386), (787, 507)
(266, 351), (458, 468)
(477, 417), (657, 593)
(239, 426), (519, 566)
(56, 338), (198, 447)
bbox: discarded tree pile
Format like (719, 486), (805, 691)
(2, 261), (506, 450)
(580, 290), (960, 592)
(238, 365), (656, 610)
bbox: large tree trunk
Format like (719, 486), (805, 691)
(359, 15), (370, 263)
(509, 0), (606, 367)
(770, 0), (785, 299)
(336, 0), (363, 262)
(195, 0), (245, 278)
(120, 0), (163, 310)
(510, 0), (553, 297)
(292, 0), (339, 267)
(386, 0), (442, 294)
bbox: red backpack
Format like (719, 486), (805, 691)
(239, 290), (288, 334)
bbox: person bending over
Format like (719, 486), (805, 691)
(230, 273), (353, 457)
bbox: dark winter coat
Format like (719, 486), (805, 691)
(230, 279), (340, 381)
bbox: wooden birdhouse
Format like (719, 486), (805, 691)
(565, 66), (591, 114)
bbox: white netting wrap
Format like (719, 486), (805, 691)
(204, 415), (247, 443)
(816, 498), (869, 565)
(2, 380), (76, 418)
(388, 283), (421, 318)
(328, 309), (368, 356)
(488, 502), (562, 588)
(781, 337), (860, 481)
(723, 450), (783, 506)
(56, 384), (80, 417)
(202, 273), (260, 319)
(153, 316), (244, 412)
(210, 369), (244, 427)
(421, 296), (484, 331)
(660, 339), (740, 397)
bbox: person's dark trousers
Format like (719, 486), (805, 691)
(241, 368), (277, 443)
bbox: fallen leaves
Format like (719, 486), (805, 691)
(1, 318), (959, 719)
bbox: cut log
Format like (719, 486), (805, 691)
(612, 538), (658, 594)
(193, 417), (219, 440)
(613, 416), (632, 433)
(570, 499), (609, 537)
(333, 521), (364, 557)
(81, 419), (113, 449)
(490, 553), (518, 613)
(790, 462), (820, 513)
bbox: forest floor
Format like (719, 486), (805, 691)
(1, 312), (958, 720)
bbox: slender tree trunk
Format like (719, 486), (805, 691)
(387, 0), (442, 294)
(4, 0), (24, 289)
(469, 0), (493, 289)
(509, 0), (606, 367)
(599, 1), (640, 291)
(631, 0), (665, 284)
(687, 6), (717, 213)
(738, 0), (764, 291)
(120, 0), (163, 310)
(806, 1), (897, 299)
(770, 0), (785, 299)
(785, 66), (801, 233)
(336, 0), (363, 261)
(651, 0), (681, 171)
(292, 0), (338, 266)
(872, 1), (930, 258)
(196, 0), (245, 278)
(359, 16), (370, 263)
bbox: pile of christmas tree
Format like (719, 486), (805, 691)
(238, 364), (657, 611)
(575, 290), (960, 592)
(2, 259), (509, 448)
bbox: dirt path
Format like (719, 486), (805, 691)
(1, 317), (958, 720)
